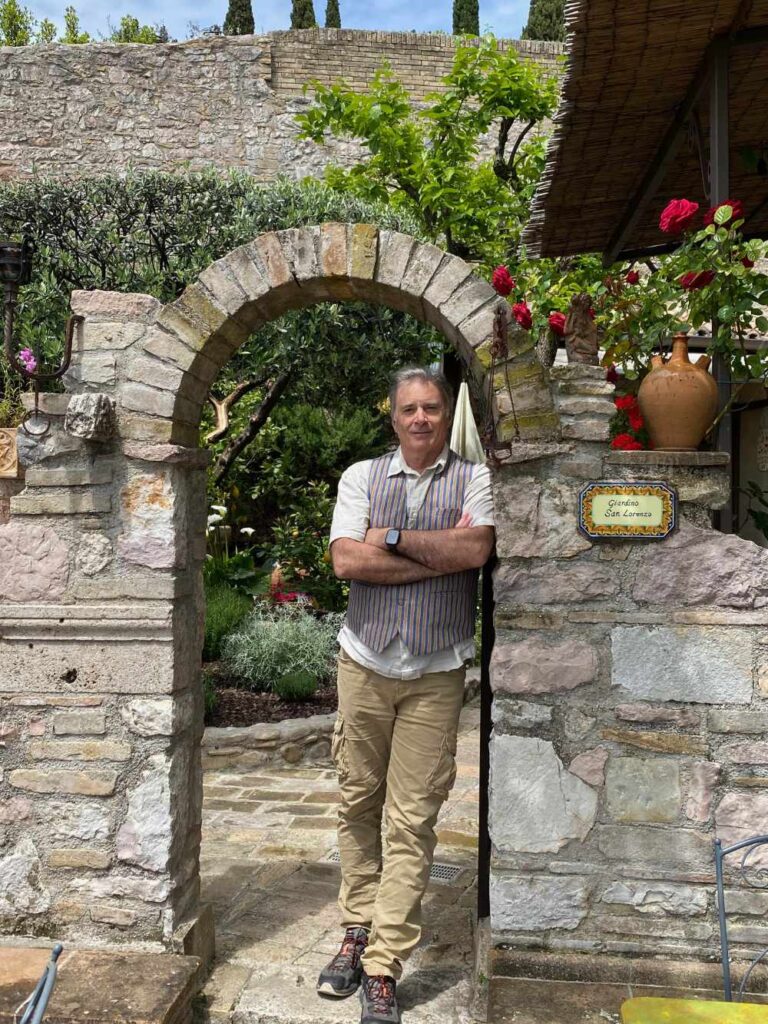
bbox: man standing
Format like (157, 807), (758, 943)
(317, 367), (495, 1024)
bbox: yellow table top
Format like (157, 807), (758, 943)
(622, 997), (768, 1023)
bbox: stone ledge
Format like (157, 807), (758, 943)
(0, 946), (201, 1024)
(603, 451), (730, 467)
(20, 393), (70, 415)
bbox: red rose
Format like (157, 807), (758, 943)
(742, 256), (755, 269)
(659, 198), (699, 235)
(679, 270), (716, 290)
(548, 311), (566, 336)
(625, 270), (640, 285)
(614, 395), (638, 412)
(611, 433), (644, 451)
(703, 199), (744, 227)
(628, 408), (644, 432)
(492, 266), (515, 296)
(512, 301), (532, 331)
(606, 365), (619, 384)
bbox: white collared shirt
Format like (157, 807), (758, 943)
(329, 445), (495, 680)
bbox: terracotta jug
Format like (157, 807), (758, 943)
(637, 333), (719, 451)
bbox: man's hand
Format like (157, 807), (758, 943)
(330, 537), (443, 584)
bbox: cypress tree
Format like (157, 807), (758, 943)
(223, 0), (254, 34)
(291, 0), (317, 28)
(325, 0), (340, 28)
(452, 0), (478, 35)
(521, 0), (565, 41)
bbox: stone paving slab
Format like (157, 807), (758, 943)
(200, 701), (481, 1024)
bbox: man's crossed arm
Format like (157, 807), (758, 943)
(331, 514), (495, 584)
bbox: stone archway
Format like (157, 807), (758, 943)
(0, 224), (558, 951)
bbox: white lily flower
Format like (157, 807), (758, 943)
(210, 504), (228, 516)
(240, 527), (255, 537)
(207, 513), (223, 526)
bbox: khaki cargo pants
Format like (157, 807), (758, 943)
(332, 648), (465, 980)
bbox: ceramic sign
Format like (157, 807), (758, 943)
(579, 481), (677, 540)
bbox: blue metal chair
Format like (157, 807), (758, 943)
(15, 944), (63, 1024)
(621, 836), (768, 1023)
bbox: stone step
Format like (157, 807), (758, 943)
(0, 946), (201, 1024)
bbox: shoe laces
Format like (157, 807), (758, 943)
(365, 975), (396, 1015)
(331, 927), (367, 970)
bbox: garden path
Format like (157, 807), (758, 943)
(199, 700), (482, 1024)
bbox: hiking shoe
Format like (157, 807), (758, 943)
(316, 926), (369, 998)
(359, 972), (399, 1024)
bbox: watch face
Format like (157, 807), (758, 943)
(385, 528), (400, 549)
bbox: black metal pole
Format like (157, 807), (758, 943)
(477, 552), (495, 920)
(710, 36), (735, 533)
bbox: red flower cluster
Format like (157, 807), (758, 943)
(615, 394), (644, 432)
(611, 433), (644, 451)
(512, 301), (532, 330)
(273, 590), (300, 604)
(625, 270), (640, 285)
(548, 311), (566, 336)
(742, 256), (755, 269)
(703, 199), (744, 226)
(679, 270), (716, 290)
(659, 198), (699, 235)
(492, 265), (515, 296)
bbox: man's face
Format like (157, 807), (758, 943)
(391, 379), (450, 462)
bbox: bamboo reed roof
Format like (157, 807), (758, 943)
(524, 0), (768, 260)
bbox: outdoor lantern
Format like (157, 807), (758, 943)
(0, 236), (34, 287)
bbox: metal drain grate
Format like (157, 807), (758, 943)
(325, 849), (463, 884)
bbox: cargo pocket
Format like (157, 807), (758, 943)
(426, 734), (457, 798)
(331, 713), (349, 781)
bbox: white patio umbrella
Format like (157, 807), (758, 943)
(450, 382), (484, 464)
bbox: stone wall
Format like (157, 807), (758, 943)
(488, 376), (768, 968)
(0, 31), (562, 182)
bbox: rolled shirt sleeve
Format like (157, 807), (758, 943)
(462, 463), (495, 528)
(329, 460), (372, 545)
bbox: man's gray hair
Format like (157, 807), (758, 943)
(388, 366), (454, 418)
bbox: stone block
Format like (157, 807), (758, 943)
(596, 824), (711, 871)
(10, 490), (111, 515)
(490, 735), (598, 854)
(709, 710), (768, 734)
(375, 230), (415, 290)
(0, 797), (32, 822)
(422, 255), (475, 311)
(121, 695), (194, 736)
(65, 351), (117, 389)
(90, 904), (138, 927)
(0, 523), (69, 601)
(600, 726), (707, 755)
(633, 523), (768, 608)
(560, 417), (610, 442)
(53, 710), (107, 735)
(70, 290), (160, 320)
(48, 848), (111, 869)
(491, 697), (552, 730)
(128, 355), (185, 394)
(348, 223), (378, 280)
(116, 762), (174, 871)
(117, 411), (177, 445)
(8, 769), (117, 795)
(283, 225), (322, 282)
(76, 320), (146, 352)
(493, 477), (593, 559)
(615, 703), (700, 728)
(252, 232), (293, 290)
(568, 746), (608, 787)
(118, 470), (181, 570)
(44, 801), (110, 841)
(0, 837), (49, 914)
(66, 873), (170, 902)
(556, 396), (615, 417)
(120, 383), (176, 419)
(400, 242), (445, 298)
(718, 740), (768, 764)
(716, 792), (768, 865)
(600, 880), (708, 916)
(611, 626), (753, 704)
(29, 739), (131, 761)
(197, 260), (248, 317)
(490, 637), (598, 695)
(75, 533), (113, 576)
(25, 464), (113, 487)
(495, 562), (617, 605)
(319, 222), (348, 277)
(605, 757), (681, 823)
(490, 873), (591, 932)
(64, 392), (116, 441)
(551, 365), (608, 382)
(685, 761), (720, 822)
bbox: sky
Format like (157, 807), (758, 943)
(31, 0), (531, 43)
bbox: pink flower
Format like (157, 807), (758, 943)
(625, 270), (640, 285)
(491, 266), (515, 297)
(18, 348), (37, 374)
(704, 199), (744, 227)
(511, 301), (532, 331)
(547, 311), (566, 336)
(659, 198), (699, 235)
(679, 270), (716, 290)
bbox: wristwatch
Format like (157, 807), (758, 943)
(385, 528), (402, 553)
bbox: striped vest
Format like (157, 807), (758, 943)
(346, 450), (478, 656)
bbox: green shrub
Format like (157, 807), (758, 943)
(222, 604), (343, 691)
(204, 583), (253, 661)
(274, 669), (318, 701)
